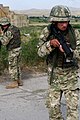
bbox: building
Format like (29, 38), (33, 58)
(0, 4), (29, 27)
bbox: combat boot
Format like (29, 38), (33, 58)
(6, 81), (19, 89)
(17, 80), (23, 86)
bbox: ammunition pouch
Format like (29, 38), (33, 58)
(63, 57), (78, 68)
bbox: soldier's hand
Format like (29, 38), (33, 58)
(50, 39), (60, 47)
(0, 29), (4, 35)
(50, 39), (64, 52)
(59, 45), (64, 52)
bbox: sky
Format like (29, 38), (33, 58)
(0, 0), (80, 10)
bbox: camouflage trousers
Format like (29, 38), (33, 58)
(8, 47), (21, 81)
(46, 66), (79, 120)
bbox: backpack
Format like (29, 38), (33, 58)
(6, 25), (21, 50)
(9, 25), (21, 41)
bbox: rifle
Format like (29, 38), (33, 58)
(51, 27), (73, 58)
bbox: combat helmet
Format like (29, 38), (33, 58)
(50, 5), (71, 22)
(0, 17), (10, 26)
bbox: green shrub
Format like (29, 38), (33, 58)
(72, 24), (80, 28)
(21, 26), (45, 67)
(20, 25), (47, 72)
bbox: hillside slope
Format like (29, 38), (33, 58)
(14, 7), (80, 17)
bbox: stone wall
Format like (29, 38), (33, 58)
(0, 4), (29, 27)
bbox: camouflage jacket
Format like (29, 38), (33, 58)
(37, 24), (80, 62)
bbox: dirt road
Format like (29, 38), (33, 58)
(0, 71), (80, 120)
(0, 72), (49, 120)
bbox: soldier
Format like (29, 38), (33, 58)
(37, 5), (80, 120)
(0, 17), (23, 89)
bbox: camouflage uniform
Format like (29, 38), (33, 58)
(0, 17), (23, 88)
(37, 5), (80, 120)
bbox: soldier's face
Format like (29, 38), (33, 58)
(57, 22), (68, 31)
